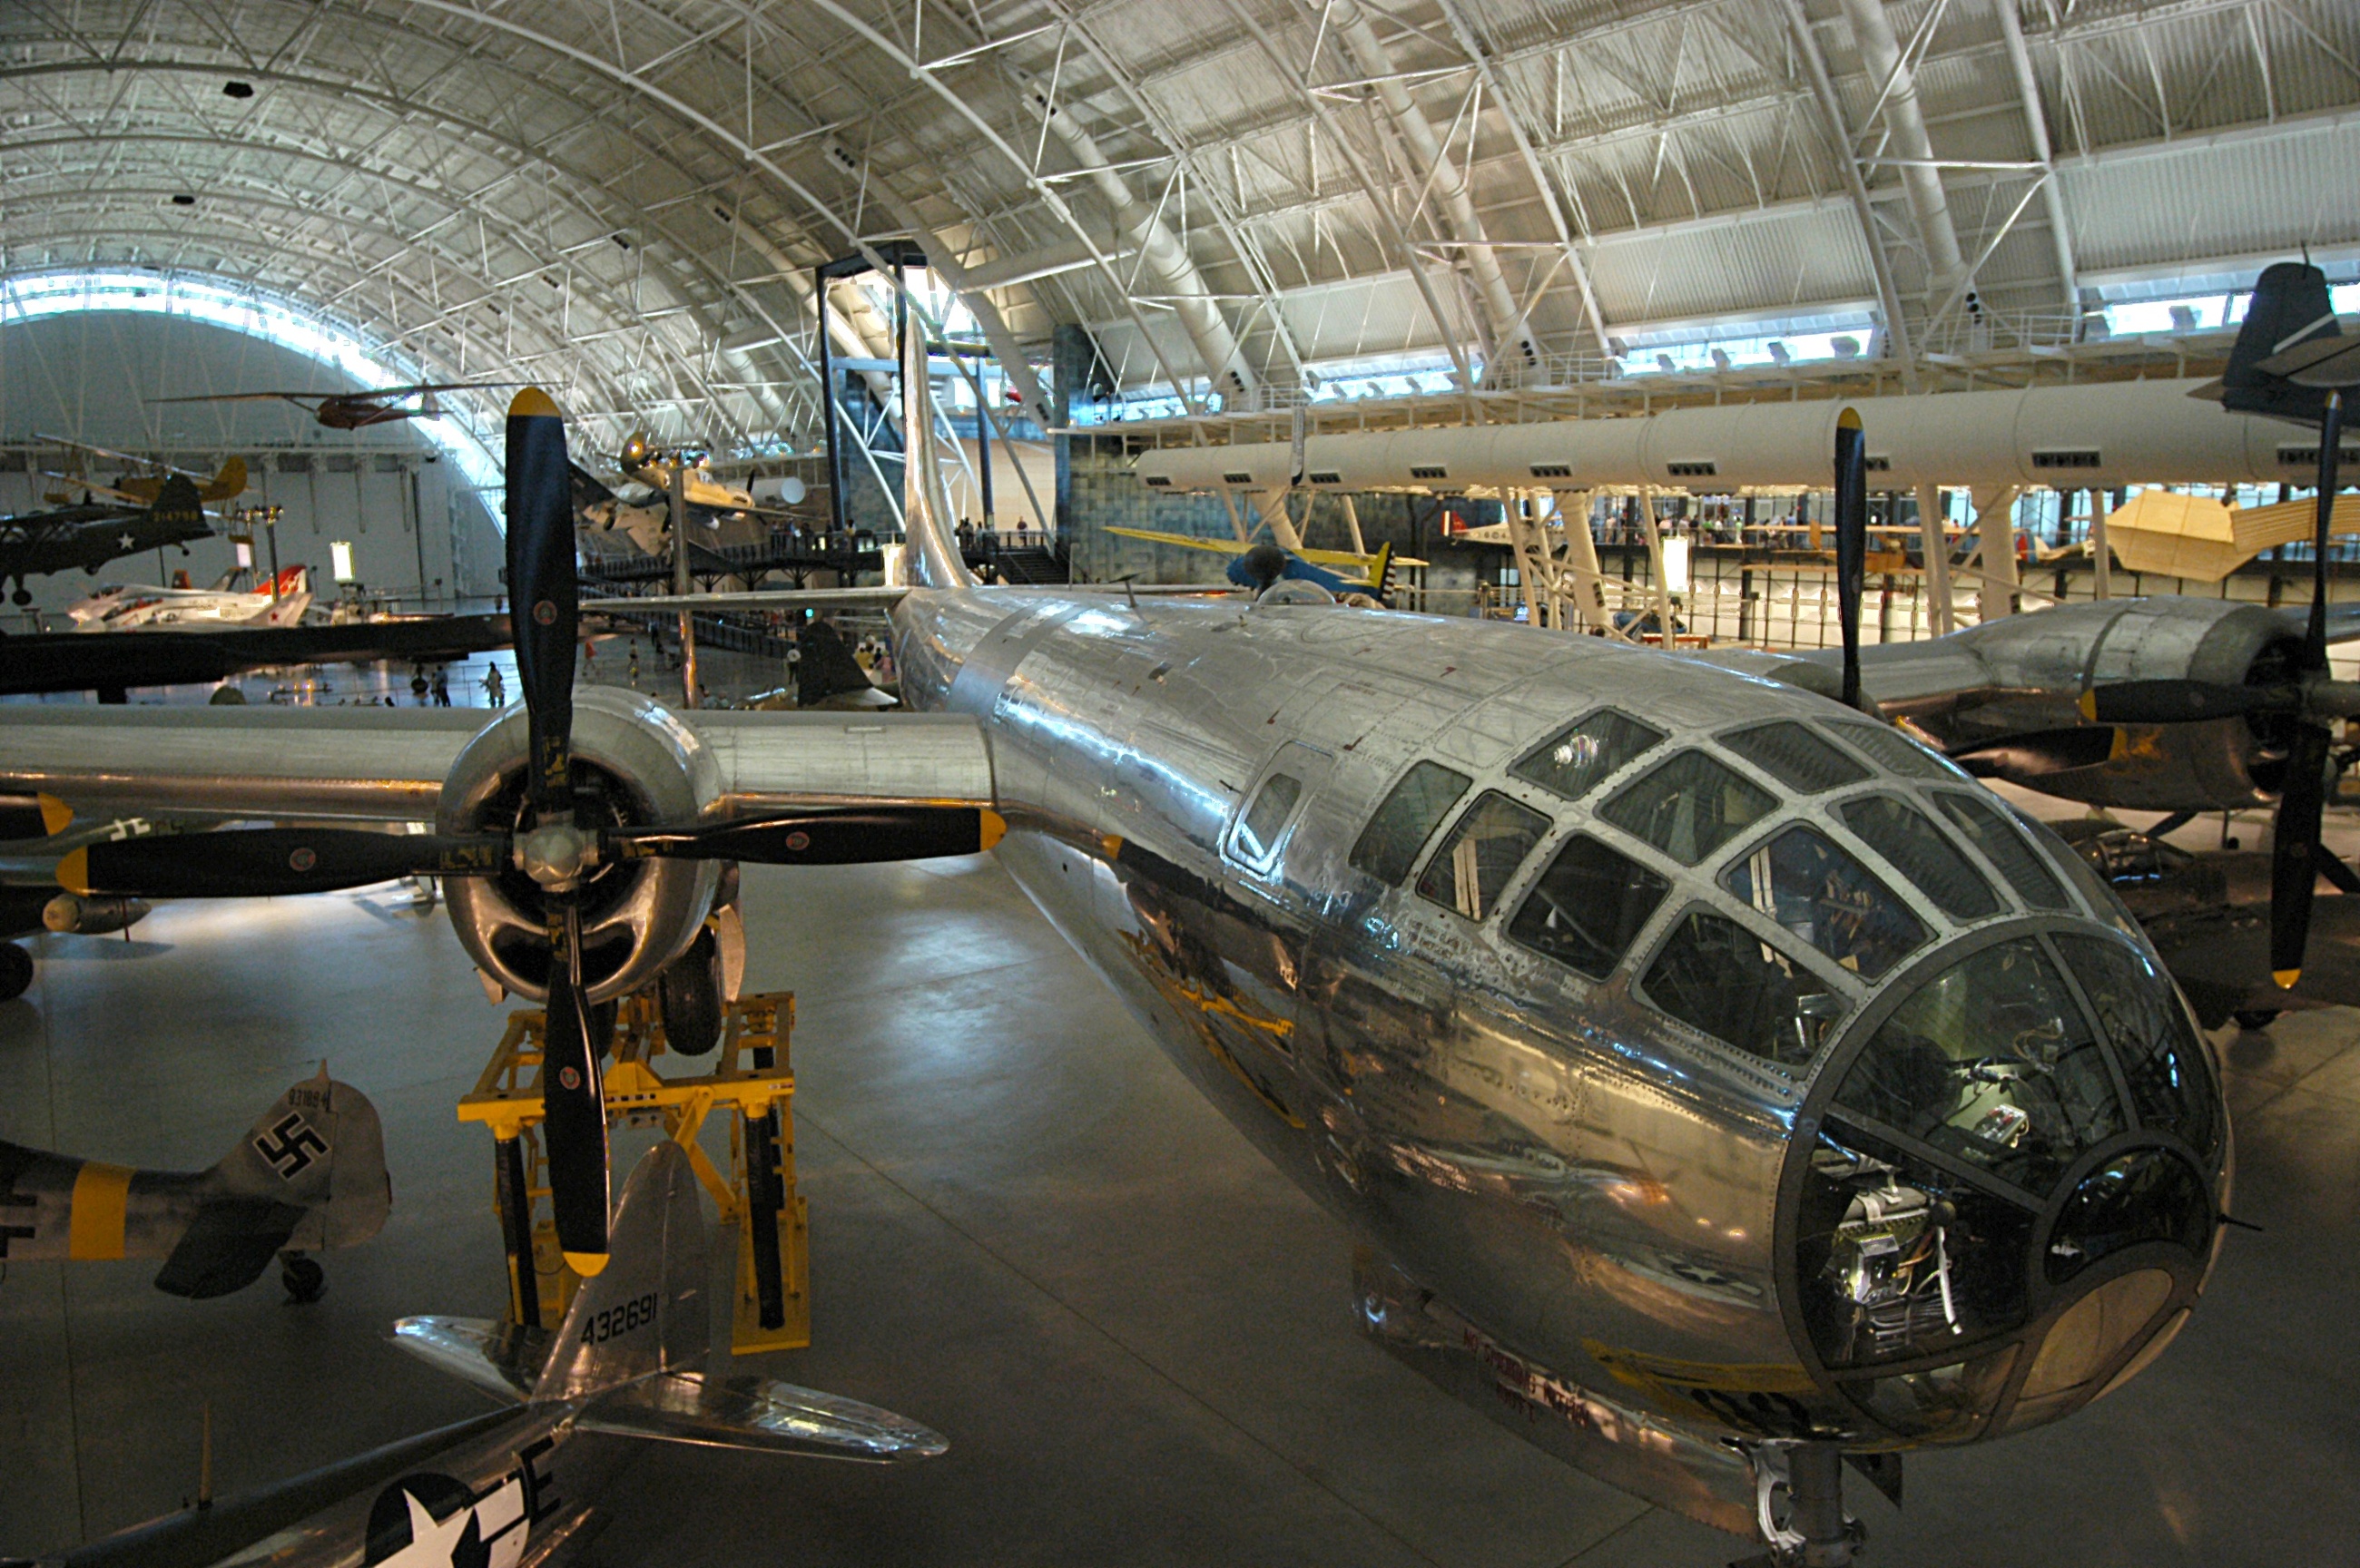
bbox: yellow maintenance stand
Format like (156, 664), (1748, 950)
(457, 989), (810, 1355)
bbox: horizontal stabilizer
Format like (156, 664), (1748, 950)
(388, 1315), (552, 1404)
(576, 1369), (948, 1463)
(153, 1196), (305, 1298)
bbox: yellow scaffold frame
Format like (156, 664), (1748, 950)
(457, 989), (811, 1356)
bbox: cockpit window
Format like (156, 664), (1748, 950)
(1511, 710), (1666, 803)
(1723, 826), (1927, 980)
(1416, 791), (1550, 922)
(1839, 795), (2001, 922)
(1641, 907), (1852, 1067)
(2053, 935), (2217, 1156)
(1233, 773), (1303, 866)
(1506, 834), (1670, 980)
(1351, 760), (1473, 886)
(1931, 792), (2070, 911)
(1827, 720), (1963, 781)
(1834, 937), (2126, 1191)
(1599, 750), (1775, 865)
(1722, 720), (1872, 793)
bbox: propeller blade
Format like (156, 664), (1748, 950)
(0, 793), (72, 841)
(2309, 391), (2345, 673)
(61, 828), (505, 898)
(538, 900), (612, 1275)
(2271, 722), (2333, 988)
(1833, 407), (1867, 710)
(608, 807), (1007, 867)
(506, 388), (578, 822)
(2274, 387), (2351, 991)
(2079, 680), (2288, 725)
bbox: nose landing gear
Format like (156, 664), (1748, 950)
(1735, 1443), (1890, 1567)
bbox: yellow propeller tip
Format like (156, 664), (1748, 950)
(509, 387), (562, 420)
(2078, 690), (2099, 721)
(563, 1250), (609, 1277)
(978, 808), (1008, 852)
(1837, 406), (1863, 432)
(2274, 969), (2303, 990)
(38, 793), (72, 836)
(55, 848), (91, 897)
(1100, 833), (1126, 860)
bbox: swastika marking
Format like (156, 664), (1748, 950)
(254, 1113), (329, 1179)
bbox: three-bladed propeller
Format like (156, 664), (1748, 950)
(61, 388), (1004, 1273)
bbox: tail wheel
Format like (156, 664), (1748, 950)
(0, 943), (31, 1001)
(659, 925), (724, 1056)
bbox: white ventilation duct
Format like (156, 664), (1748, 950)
(1135, 379), (2315, 494)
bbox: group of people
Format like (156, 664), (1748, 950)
(953, 517), (1036, 552)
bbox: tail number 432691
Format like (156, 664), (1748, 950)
(583, 1291), (659, 1344)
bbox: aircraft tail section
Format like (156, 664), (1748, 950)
(147, 473), (205, 534)
(153, 1068), (390, 1298)
(899, 322), (976, 592)
(391, 1142), (947, 1461)
(531, 1140), (709, 1402)
(201, 455), (248, 502)
(2219, 261), (2338, 423)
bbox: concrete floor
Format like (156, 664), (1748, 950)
(5, 843), (2359, 1565)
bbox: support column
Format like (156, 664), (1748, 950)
(2091, 488), (2113, 600)
(1503, 489), (1553, 628)
(1555, 490), (1615, 635)
(1973, 485), (2024, 618)
(671, 465), (698, 706)
(1639, 487), (1676, 642)
(1913, 482), (1955, 633)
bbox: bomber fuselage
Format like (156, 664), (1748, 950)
(892, 584), (2229, 1523)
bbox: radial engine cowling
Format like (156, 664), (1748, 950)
(1897, 599), (2307, 810)
(438, 687), (722, 1003)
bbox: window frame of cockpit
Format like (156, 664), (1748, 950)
(1225, 741), (1335, 878)
(1627, 895), (1867, 1083)
(1773, 916), (2223, 1432)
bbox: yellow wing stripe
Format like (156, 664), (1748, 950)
(68, 1162), (133, 1259)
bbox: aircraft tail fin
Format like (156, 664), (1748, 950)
(2219, 261), (2338, 423)
(900, 318), (976, 591)
(201, 455), (249, 502)
(1368, 540), (1394, 603)
(148, 473), (205, 533)
(530, 1140), (709, 1402)
(391, 1142), (946, 1462)
(156, 1068), (390, 1298)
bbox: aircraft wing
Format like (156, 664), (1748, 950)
(0, 615), (519, 698)
(0, 706), (996, 823)
(585, 587), (910, 612)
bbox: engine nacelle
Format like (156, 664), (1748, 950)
(1887, 598), (2305, 810)
(438, 687), (723, 1003)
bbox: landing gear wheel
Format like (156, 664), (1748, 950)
(0, 943), (32, 1002)
(9, 587), (29, 607)
(280, 1253), (325, 1305)
(2232, 1008), (2282, 1032)
(659, 926), (724, 1055)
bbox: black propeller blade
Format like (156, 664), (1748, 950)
(2269, 387), (2345, 987)
(0, 792), (70, 842)
(610, 806), (1006, 866)
(506, 387), (611, 1275)
(2080, 680), (2290, 725)
(1833, 407), (1868, 711)
(63, 828), (502, 899)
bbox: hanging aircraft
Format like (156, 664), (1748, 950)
(0, 360), (2236, 1565)
(0, 1065), (387, 1301)
(0, 475), (212, 607)
(34, 436), (250, 508)
(147, 382), (522, 432)
(3, 1143), (943, 1568)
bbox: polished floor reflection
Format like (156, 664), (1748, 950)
(3, 850), (2355, 1565)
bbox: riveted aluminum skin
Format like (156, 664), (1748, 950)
(891, 584), (2227, 1532)
(439, 687), (721, 1004)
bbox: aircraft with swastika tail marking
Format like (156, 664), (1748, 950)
(0, 1066), (388, 1302)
